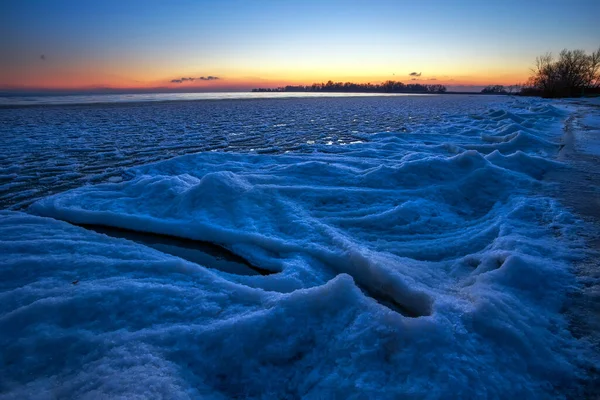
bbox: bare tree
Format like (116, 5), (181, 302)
(586, 47), (600, 88)
(527, 47), (600, 97)
(531, 52), (555, 95)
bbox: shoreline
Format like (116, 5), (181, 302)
(547, 97), (600, 396)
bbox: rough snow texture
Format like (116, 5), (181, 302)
(1, 95), (522, 210)
(0, 97), (592, 398)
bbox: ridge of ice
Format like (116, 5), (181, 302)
(1, 98), (592, 398)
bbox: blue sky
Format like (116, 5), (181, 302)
(1, 0), (598, 91)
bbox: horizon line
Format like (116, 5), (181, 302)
(0, 83), (503, 96)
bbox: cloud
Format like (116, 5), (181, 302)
(409, 72), (421, 77)
(171, 77), (195, 83)
(170, 76), (220, 84)
(40, 54), (46, 61)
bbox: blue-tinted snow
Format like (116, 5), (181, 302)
(0, 91), (407, 107)
(0, 95), (594, 398)
(2, 95), (525, 210)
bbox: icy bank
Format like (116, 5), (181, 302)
(1, 99), (592, 398)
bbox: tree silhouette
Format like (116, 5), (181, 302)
(481, 85), (507, 94)
(252, 80), (447, 94)
(522, 47), (600, 97)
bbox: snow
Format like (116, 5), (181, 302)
(574, 96), (600, 107)
(554, 96), (600, 156)
(0, 91), (418, 107)
(0, 96), (594, 398)
(0, 95), (543, 210)
(578, 113), (600, 156)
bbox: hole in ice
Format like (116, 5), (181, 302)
(341, 275), (432, 318)
(494, 255), (507, 270)
(360, 284), (432, 318)
(78, 224), (274, 276)
(464, 255), (481, 269)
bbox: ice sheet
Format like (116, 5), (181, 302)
(1, 98), (594, 398)
(0, 95), (550, 210)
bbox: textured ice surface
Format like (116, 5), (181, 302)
(2, 95), (524, 209)
(1, 96), (594, 398)
(0, 91), (409, 107)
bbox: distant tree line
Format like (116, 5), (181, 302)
(520, 48), (600, 98)
(481, 85), (507, 94)
(252, 80), (447, 94)
(480, 85), (521, 95)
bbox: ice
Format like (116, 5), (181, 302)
(577, 112), (600, 156)
(0, 211), (583, 398)
(1, 96), (595, 398)
(0, 95), (540, 210)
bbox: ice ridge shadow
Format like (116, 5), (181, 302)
(78, 224), (273, 276)
(364, 287), (431, 318)
(78, 224), (428, 317)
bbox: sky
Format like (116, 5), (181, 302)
(1, 0), (598, 93)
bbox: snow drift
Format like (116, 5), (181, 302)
(0, 98), (592, 398)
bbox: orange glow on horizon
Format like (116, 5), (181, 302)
(2, 0), (596, 93)
(0, 60), (531, 92)
(0, 72), (531, 92)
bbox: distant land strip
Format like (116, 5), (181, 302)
(252, 80), (448, 94)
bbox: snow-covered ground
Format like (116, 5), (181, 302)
(1, 95), (597, 398)
(0, 95), (522, 210)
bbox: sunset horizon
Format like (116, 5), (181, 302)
(2, 1), (600, 398)
(2, 0), (598, 94)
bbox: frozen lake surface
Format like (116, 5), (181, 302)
(1, 94), (597, 398)
(3, 94), (512, 209)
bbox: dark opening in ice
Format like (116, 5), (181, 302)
(79, 224), (275, 276)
